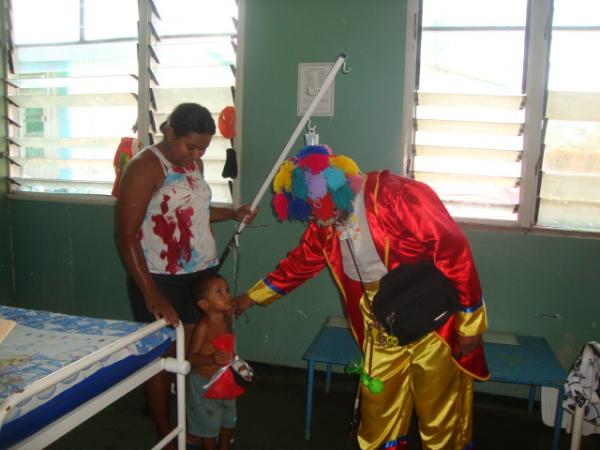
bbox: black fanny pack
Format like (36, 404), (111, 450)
(371, 261), (460, 345)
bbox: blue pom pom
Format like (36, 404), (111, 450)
(323, 167), (346, 191)
(291, 167), (308, 200)
(288, 196), (311, 221)
(331, 184), (355, 212)
(295, 145), (330, 159)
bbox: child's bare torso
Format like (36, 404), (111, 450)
(192, 314), (232, 379)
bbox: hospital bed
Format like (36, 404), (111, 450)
(0, 305), (190, 449)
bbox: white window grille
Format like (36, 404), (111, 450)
(3, 0), (238, 204)
(536, 0), (600, 232)
(403, 0), (600, 233)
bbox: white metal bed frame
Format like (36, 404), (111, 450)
(0, 318), (190, 450)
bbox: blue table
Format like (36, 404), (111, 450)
(302, 317), (361, 440)
(303, 319), (567, 450)
(484, 335), (567, 450)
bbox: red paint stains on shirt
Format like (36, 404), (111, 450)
(151, 194), (196, 274)
(152, 214), (178, 274)
(175, 206), (195, 268)
(160, 194), (170, 215)
(187, 175), (196, 189)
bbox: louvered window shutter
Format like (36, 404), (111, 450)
(5, 0), (238, 202)
(537, 1), (600, 232)
(411, 1), (528, 223)
(413, 92), (525, 221)
(6, 0), (138, 194)
(149, 0), (237, 204)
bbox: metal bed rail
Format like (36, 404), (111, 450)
(0, 319), (190, 450)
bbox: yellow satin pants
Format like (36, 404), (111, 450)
(357, 331), (473, 450)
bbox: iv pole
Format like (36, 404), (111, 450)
(218, 52), (350, 268)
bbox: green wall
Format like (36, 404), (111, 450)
(0, 163), (11, 306)
(4, 0), (600, 398)
(8, 201), (127, 318)
(0, 15), (13, 306)
(233, 0), (406, 361)
(0, 168), (10, 306)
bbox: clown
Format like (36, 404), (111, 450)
(234, 144), (489, 450)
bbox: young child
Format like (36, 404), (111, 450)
(186, 274), (243, 450)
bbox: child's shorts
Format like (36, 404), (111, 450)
(187, 371), (237, 438)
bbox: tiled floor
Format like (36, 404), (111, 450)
(47, 363), (600, 450)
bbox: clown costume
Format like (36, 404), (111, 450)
(235, 145), (489, 450)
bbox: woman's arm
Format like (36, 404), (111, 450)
(210, 204), (257, 223)
(115, 153), (179, 326)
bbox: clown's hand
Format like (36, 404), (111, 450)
(233, 293), (254, 317)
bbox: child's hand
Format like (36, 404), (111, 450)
(213, 350), (234, 366)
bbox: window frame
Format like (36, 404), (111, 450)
(401, 0), (600, 237)
(2, 0), (244, 208)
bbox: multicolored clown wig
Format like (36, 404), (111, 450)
(272, 145), (364, 226)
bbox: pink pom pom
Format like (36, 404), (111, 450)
(349, 174), (365, 194)
(273, 193), (288, 221)
(297, 153), (330, 174)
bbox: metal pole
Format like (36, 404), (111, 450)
(219, 52), (348, 266)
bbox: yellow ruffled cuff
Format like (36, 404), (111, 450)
(247, 279), (283, 306)
(455, 302), (488, 336)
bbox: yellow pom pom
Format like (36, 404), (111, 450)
(273, 160), (295, 193)
(330, 155), (360, 176)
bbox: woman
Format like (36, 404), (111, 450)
(116, 103), (255, 448)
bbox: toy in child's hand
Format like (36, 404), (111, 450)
(203, 334), (252, 399)
(231, 357), (254, 388)
(346, 358), (384, 395)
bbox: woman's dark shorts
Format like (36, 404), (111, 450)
(127, 266), (219, 325)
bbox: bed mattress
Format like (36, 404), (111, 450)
(0, 305), (174, 448)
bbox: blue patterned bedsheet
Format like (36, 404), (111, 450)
(0, 305), (175, 424)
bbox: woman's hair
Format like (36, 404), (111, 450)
(165, 103), (216, 137)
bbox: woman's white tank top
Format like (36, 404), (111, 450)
(138, 146), (218, 275)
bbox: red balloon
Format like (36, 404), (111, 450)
(218, 106), (236, 139)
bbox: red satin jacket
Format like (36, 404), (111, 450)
(248, 171), (489, 380)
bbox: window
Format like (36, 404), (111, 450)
(537, 0), (600, 231)
(4, 0), (238, 203)
(402, 0), (600, 233)
(146, 0), (237, 204)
